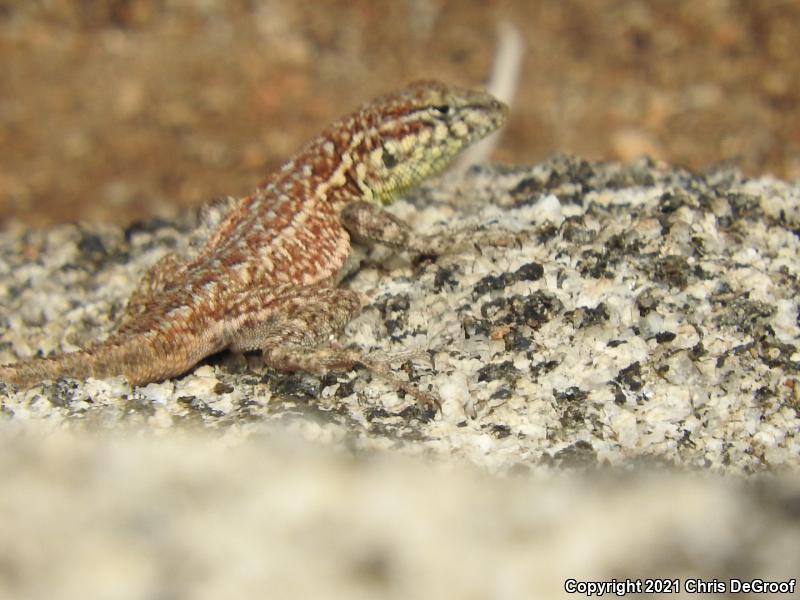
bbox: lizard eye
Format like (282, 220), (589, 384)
(432, 105), (450, 115)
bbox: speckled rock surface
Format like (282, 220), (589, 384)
(3, 157), (799, 474)
(2, 157), (800, 596)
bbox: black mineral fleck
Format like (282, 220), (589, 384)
(566, 303), (609, 329)
(652, 255), (691, 289)
(553, 440), (597, 468)
(514, 262), (544, 282)
(615, 362), (644, 392)
(481, 291), (563, 329)
(477, 361), (521, 383)
(472, 273), (515, 298)
(655, 331), (676, 344)
(433, 265), (460, 292)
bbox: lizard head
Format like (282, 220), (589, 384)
(339, 80), (509, 205)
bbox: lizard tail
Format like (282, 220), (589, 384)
(0, 349), (105, 388)
(0, 336), (180, 389)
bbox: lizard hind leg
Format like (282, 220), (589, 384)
(224, 286), (439, 411)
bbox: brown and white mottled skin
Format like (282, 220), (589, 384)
(0, 81), (508, 407)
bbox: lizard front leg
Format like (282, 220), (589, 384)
(224, 286), (440, 410)
(340, 201), (520, 256)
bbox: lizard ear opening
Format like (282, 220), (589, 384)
(381, 148), (398, 169)
(432, 105), (450, 115)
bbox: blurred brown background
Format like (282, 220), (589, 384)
(1, 0), (798, 227)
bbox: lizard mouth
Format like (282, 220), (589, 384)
(471, 97), (510, 126)
(458, 97), (509, 145)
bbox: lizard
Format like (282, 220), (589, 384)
(0, 80), (508, 409)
